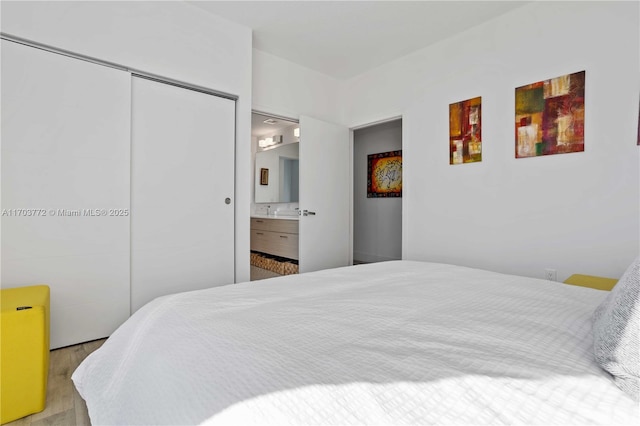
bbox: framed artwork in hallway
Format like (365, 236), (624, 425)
(367, 150), (402, 198)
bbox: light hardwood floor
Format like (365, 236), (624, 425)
(250, 265), (282, 281)
(6, 339), (106, 426)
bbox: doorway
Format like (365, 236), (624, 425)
(352, 119), (402, 264)
(250, 112), (351, 279)
(250, 111), (300, 281)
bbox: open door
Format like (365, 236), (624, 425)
(298, 116), (350, 273)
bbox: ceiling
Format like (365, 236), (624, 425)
(189, 1), (531, 80)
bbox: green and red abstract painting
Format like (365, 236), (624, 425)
(515, 71), (585, 158)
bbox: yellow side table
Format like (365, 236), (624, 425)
(0, 285), (50, 424)
(563, 274), (618, 291)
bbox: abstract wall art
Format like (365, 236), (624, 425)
(515, 70), (585, 158)
(367, 150), (402, 198)
(449, 96), (482, 164)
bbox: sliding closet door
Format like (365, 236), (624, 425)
(1, 40), (131, 348)
(131, 77), (235, 313)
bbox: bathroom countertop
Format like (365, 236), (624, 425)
(251, 214), (299, 220)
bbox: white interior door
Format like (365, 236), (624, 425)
(298, 116), (350, 273)
(131, 77), (235, 312)
(1, 40), (131, 348)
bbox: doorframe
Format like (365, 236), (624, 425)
(349, 115), (404, 265)
(249, 109), (299, 280)
(252, 109), (300, 124)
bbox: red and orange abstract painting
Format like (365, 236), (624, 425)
(367, 151), (402, 198)
(449, 96), (482, 165)
(515, 71), (585, 158)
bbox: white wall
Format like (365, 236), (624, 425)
(251, 50), (344, 216)
(2, 1), (253, 282)
(353, 120), (402, 263)
(343, 1), (640, 281)
(253, 49), (345, 125)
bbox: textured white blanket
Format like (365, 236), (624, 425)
(72, 261), (640, 425)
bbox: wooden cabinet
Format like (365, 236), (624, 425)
(250, 218), (299, 260)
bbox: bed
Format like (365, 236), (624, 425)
(72, 260), (639, 425)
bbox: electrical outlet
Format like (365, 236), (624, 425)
(544, 268), (557, 281)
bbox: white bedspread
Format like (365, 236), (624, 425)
(72, 261), (640, 425)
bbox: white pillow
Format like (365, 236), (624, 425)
(592, 256), (639, 401)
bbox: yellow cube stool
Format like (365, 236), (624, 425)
(0, 285), (50, 424)
(564, 274), (618, 291)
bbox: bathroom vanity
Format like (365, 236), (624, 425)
(250, 216), (299, 260)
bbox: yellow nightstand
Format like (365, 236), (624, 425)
(563, 274), (618, 291)
(0, 285), (50, 424)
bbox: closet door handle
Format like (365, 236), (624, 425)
(302, 210), (316, 216)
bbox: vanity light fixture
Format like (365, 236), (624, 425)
(258, 137), (273, 148)
(258, 136), (282, 149)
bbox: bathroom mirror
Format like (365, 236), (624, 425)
(255, 142), (299, 203)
